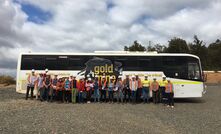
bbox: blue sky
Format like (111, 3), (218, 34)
(20, 3), (52, 24)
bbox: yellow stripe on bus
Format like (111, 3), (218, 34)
(172, 81), (202, 84)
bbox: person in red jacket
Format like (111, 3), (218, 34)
(78, 76), (85, 103)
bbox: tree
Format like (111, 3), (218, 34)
(207, 39), (221, 70)
(124, 40), (146, 51)
(189, 35), (208, 69)
(165, 37), (190, 53)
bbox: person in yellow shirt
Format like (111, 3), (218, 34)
(159, 76), (167, 104)
(141, 75), (150, 103)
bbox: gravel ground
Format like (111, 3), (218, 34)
(0, 85), (221, 134)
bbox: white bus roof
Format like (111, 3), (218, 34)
(19, 51), (200, 59)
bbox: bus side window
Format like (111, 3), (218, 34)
(188, 63), (200, 80)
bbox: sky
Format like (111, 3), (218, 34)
(0, 0), (221, 76)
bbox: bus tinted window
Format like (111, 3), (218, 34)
(21, 56), (45, 70)
(162, 56), (188, 79)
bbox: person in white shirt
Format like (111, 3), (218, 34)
(26, 69), (37, 100)
(36, 73), (44, 101)
(130, 75), (138, 103)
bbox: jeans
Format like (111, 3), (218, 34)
(44, 86), (50, 101)
(166, 92), (174, 106)
(108, 91), (113, 102)
(39, 87), (44, 101)
(72, 88), (77, 103)
(142, 87), (149, 102)
(86, 90), (91, 102)
(65, 90), (71, 102)
(94, 88), (100, 102)
(78, 92), (84, 103)
(50, 89), (56, 102)
(152, 90), (159, 104)
(26, 86), (34, 100)
(116, 90), (124, 102)
(160, 87), (166, 104)
(131, 90), (137, 103)
(57, 90), (64, 102)
(101, 90), (107, 102)
(123, 87), (131, 102)
(136, 88), (142, 102)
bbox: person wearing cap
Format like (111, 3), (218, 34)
(85, 78), (93, 103)
(43, 68), (49, 79)
(70, 75), (78, 104)
(56, 78), (64, 103)
(136, 75), (142, 103)
(151, 78), (160, 104)
(165, 78), (174, 108)
(115, 76), (123, 103)
(130, 75), (138, 104)
(93, 76), (100, 102)
(108, 77), (115, 103)
(141, 75), (150, 103)
(64, 77), (71, 103)
(159, 76), (168, 104)
(36, 73), (44, 101)
(123, 75), (131, 103)
(100, 76), (107, 102)
(77, 76), (85, 103)
(43, 74), (52, 102)
(26, 69), (37, 100)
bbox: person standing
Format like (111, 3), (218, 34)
(50, 75), (58, 102)
(85, 78), (92, 103)
(151, 78), (159, 104)
(93, 76), (100, 102)
(136, 75), (142, 103)
(56, 78), (64, 103)
(64, 77), (71, 103)
(78, 76), (85, 103)
(130, 75), (137, 104)
(71, 75), (78, 104)
(141, 75), (150, 103)
(100, 76), (107, 102)
(160, 76), (167, 104)
(108, 77), (114, 103)
(26, 69), (37, 100)
(43, 74), (51, 102)
(115, 76), (123, 103)
(37, 73), (44, 101)
(165, 78), (174, 108)
(123, 75), (131, 103)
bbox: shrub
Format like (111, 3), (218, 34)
(0, 75), (16, 85)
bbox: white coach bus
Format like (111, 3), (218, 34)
(16, 51), (206, 98)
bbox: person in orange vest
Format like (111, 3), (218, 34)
(165, 78), (174, 108)
(130, 75), (138, 104)
(151, 78), (159, 104)
(136, 74), (142, 103)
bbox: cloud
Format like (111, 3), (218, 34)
(0, 0), (221, 76)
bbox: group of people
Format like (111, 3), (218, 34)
(26, 69), (175, 108)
